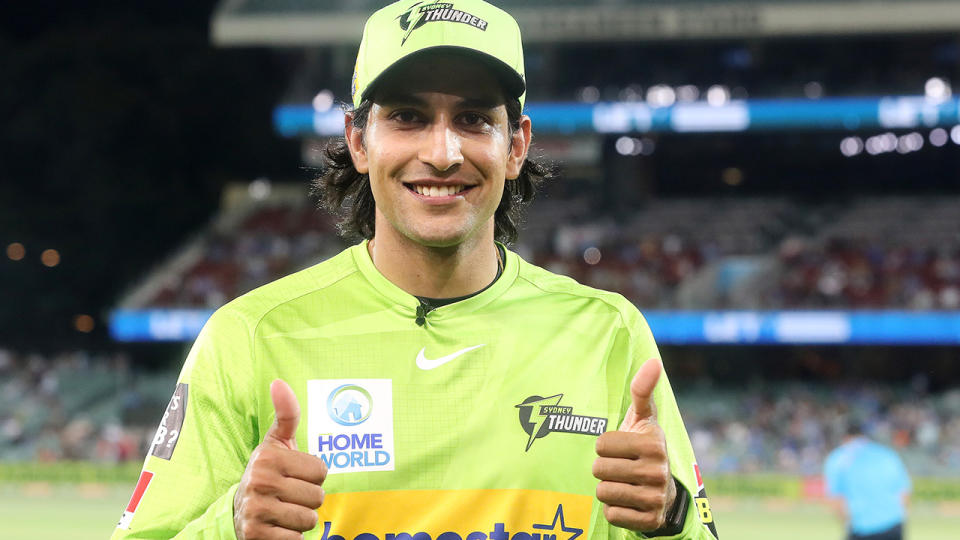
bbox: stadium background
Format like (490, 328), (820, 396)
(2, 0), (960, 538)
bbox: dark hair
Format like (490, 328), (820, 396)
(312, 97), (555, 245)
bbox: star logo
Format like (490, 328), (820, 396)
(533, 505), (583, 540)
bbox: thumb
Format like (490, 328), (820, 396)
(621, 358), (661, 430)
(265, 379), (300, 450)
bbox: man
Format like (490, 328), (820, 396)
(824, 425), (911, 540)
(112, 1), (718, 539)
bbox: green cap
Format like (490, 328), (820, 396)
(351, 0), (526, 109)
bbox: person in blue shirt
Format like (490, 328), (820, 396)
(824, 424), (912, 540)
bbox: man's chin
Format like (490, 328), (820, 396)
(403, 227), (473, 250)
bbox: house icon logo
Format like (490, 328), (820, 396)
(326, 383), (374, 426)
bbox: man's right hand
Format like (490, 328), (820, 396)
(234, 379), (328, 540)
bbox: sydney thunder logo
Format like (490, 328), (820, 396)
(396, 1), (489, 46)
(515, 394), (608, 452)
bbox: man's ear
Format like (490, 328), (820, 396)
(344, 112), (369, 174)
(506, 115), (532, 180)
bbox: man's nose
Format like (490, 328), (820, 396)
(419, 120), (463, 172)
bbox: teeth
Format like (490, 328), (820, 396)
(414, 185), (465, 197)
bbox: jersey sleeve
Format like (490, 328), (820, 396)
(622, 313), (719, 540)
(111, 307), (260, 539)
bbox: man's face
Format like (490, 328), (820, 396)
(345, 52), (530, 249)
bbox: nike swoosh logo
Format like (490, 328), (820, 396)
(416, 344), (486, 370)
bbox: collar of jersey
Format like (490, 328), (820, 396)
(351, 239), (519, 319)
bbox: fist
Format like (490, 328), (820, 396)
(592, 358), (677, 532)
(234, 380), (328, 540)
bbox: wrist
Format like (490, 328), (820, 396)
(642, 477), (688, 538)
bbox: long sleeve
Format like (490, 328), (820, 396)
(111, 307), (259, 539)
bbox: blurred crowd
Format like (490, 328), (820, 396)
(0, 349), (165, 463)
(149, 203), (344, 308)
(765, 237), (960, 310)
(2, 348), (958, 478)
(681, 381), (960, 477)
(533, 231), (709, 308)
(138, 195), (960, 312)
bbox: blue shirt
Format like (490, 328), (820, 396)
(824, 437), (911, 535)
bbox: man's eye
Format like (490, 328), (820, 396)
(460, 112), (487, 126)
(391, 110), (420, 123)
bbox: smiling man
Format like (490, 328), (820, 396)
(112, 1), (718, 539)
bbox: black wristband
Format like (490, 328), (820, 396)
(643, 477), (688, 538)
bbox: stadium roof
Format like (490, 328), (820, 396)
(212, 0), (960, 46)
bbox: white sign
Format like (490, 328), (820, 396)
(307, 379), (394, 474)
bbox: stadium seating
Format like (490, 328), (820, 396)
(2, 347), (956, 475)
(117, 185), (959, 312)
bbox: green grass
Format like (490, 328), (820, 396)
(0, 484), (131, 540)
(1, 485), (958, 540)
(711, 497), (960, 540)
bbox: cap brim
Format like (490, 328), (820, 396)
(358, 46), (525, 106)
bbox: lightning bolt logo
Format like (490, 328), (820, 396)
(515, 394), (563, 451)
(396, 1), (436, 46)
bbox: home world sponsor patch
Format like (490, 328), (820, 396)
(316, 489), (591, 540)
(307, 379), (394, 474)
(515, 394), (607, 451)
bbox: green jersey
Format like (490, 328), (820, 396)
(112, 241), (718, 540)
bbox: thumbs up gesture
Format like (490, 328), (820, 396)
(592, 359), (678, 532)
(234, 380), (328, 540)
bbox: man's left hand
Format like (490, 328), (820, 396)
(593, 358), (677, 532)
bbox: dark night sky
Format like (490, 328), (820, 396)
(0, 1), (301, 350)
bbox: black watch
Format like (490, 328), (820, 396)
(643, 477), (688, 538)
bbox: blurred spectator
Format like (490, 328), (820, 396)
(824, 424), (911, 540)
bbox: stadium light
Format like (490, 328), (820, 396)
(578, 86), (600, 103)
(951, 125), (960, 145)
(312, 89), (334, 112)
(929, 128), (948, 147)
(583, 247), (601, 265)
(615, 136), (643, 156)
(706, 85), (729, 106)
(839, 136), (863, 157)
(74, 314), (95, 333)
(646, 84), (676, 108)
(924, 77), (951, 102)
(248, 178), (271, 200)
(676, 85), (699, 102)
(6, 242), (25, 261)
(899, 132), (924, 153)
(803, 82), (824, 99)
(41, 249), (60, 268)
(722, 167), (743, 186)
(639, 137), (655, 155)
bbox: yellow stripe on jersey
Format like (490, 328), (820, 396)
(316, 489), (592, 540)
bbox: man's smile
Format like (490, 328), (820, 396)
(403, 182), (476, 198)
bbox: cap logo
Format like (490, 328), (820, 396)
(396, 1), (488, 46)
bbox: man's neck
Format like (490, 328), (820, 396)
(367, 223), (500, 299)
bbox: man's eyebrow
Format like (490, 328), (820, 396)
(376, 94), (428, 107)
(457, 97), (503, 110)
(375, 94), (503, 110)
